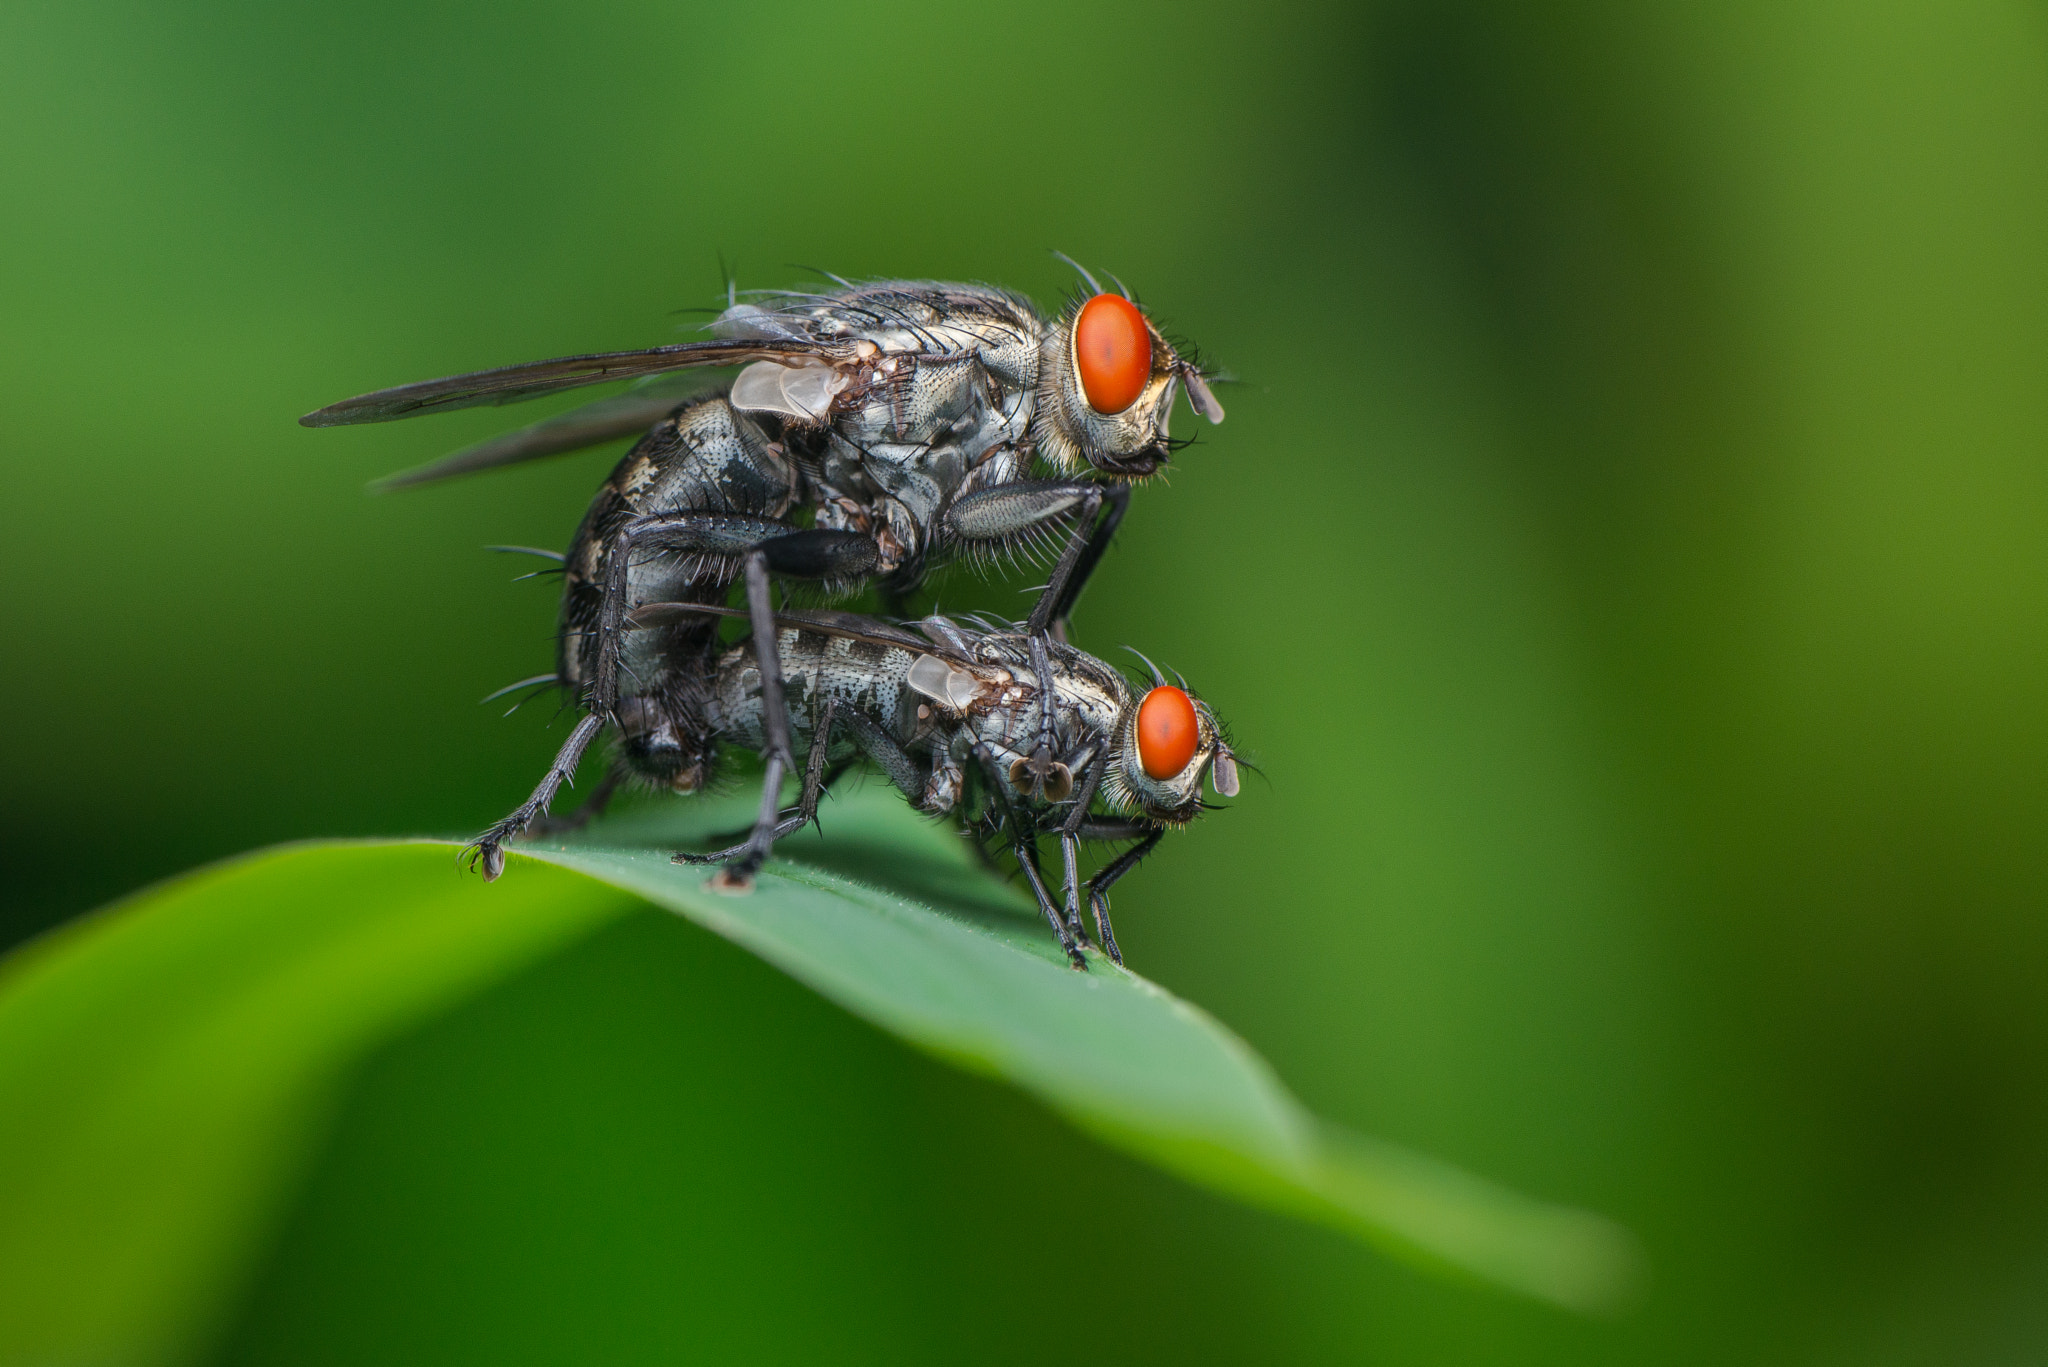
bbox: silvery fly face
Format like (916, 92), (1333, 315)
(1109, 680), (1239, 825)
(1036, 281), (1225, 479)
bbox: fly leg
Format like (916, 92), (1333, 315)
(591, 512), (803, 721)
(947, 482), (1126, 788)
(675, 761), (865, 858)
(706, 552), (793, 890)
(465, 713), (606, 881)
(839, 707), (934, 805)
(524, 761), (626, 839)
(680, 701), (925, 858)
(677, 698), (839, 865)
(1023, 482), (1107, 637)
(705, 532), (881, 889)
(943, 480), (1118, 636)
(586, 514), (874, 885)
(1045, 483), (1129, 628)
(1014, 832), (1087, 971)
(468, 509), (780, 880)
(1057, 763), (1109, 960)
(1018, 632), (1063, 800)
(967, 739), (1087, 969)
(591, 512), (880, 717)
(1075, 819), (1164, 960)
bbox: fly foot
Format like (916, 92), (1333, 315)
(464, 835), (509, 883)
(706, 867), (757, 895)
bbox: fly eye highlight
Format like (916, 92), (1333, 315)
(1135, 685), (1200, 780)
(1073, 293), (1152, 415)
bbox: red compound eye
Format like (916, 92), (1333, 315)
(1073, 293), (1153, 414)
(1136, 685), (1199, 780)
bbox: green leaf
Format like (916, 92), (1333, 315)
(0, 785), (1640, 1367)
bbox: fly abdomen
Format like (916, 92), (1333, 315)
(610, 396), (794, 519)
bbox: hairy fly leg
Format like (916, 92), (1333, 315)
(941, 481), (1110, 636)
(524, 761), (626, 839)
(1024, 632), (1061, 799)
(838, 706), (934, 805)
(1077, 820), (1164, 959)
(1058, 831), (1119, 965)
(698, 534), (884, 890)
(591, 512), (800, 718)
(1024, 484), (1103, 636)
(591, 511), (879, 707)
(1014, 833), (1088, 971)
(969, 738), (1088, 969)
(680, 762), (864, 857)
(1069, 817), (1156, 842)
(946, 481), (1128, 789)
(1046, 483), (1129, 626)
(707, 552), (795, 890)
(678, 698), (840, 865)
(466, 712), (606, 881)
(677, 686), (933, 863)
(755, 528), (883, 582)
(1056, 762), (1110, 959)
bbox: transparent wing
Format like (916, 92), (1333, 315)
(626, 602), (953, 659)
(300, 337), (855, 426)
(372, 374), (719, 491)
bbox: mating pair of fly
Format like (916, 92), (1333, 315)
(304, 263), (1236, 970)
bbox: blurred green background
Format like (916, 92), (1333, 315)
(4, 0), (2046, 1361)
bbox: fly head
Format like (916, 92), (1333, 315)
(1037, 283), (1224, 479)
(1111, 680), (1237, 823)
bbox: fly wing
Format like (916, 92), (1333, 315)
(625, 602), (942, 658)
(372, 374), (719, 490)
(301, 337), (858, 426)
(764, 607), (937, 655)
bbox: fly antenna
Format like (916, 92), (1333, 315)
(1209, 743), (1243, 798)
(1123, 646), (1168, 687)
(1180, 364), (1227, 424)
(1050, 250), (1105, 295)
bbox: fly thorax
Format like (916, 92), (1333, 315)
(817, 435), (880, 503)
(811, 493), (872, 539)
(858, 441), (959, 540)
(877, 352), (981, 439)
(976, 332), (1040, 395)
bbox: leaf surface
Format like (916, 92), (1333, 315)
(0, 786), (1638, 1367)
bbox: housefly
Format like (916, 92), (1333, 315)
(302, 269), (1227, 886)
(622, 604), (1240, 968)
